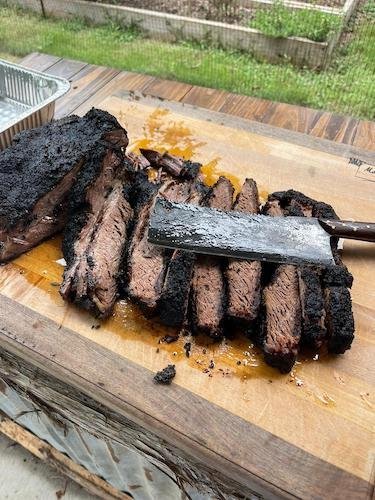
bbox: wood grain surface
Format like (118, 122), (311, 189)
(0, 87), (374, 498)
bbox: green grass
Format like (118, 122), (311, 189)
(0, 51), (20, 62)
(0, 5), (374, 119)
(250, 1), (342, 42)
(363, 0), (375, 17)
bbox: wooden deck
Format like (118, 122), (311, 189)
(21, 52), (374, 151)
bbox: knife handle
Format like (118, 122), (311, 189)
(319, 219), (375, 242)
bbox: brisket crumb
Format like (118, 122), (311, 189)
(183, 342), (191, 358)
(161, 335), (178, 344)
(153, 364), (176, 385)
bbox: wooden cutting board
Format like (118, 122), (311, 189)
(0, 93), (374, 499)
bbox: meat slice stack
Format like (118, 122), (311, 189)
(306, 197), (354, 354)
(190, 176), (234, 338)
(226, 179), (262, 325)
(0, 109), (127, 263)
(262, 190), (354, 363)
(124, 151), (201, 316)
(268, 191), (327, 351)
(158, 181), (209, 328)
(60, 159), (133, 318)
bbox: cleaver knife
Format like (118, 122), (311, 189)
(148, 198), (375, 267)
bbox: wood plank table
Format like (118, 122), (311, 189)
(0, 53), (374, 499)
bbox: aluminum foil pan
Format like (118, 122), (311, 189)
(0, 59), (70, 150)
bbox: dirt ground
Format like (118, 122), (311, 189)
(90, 0), (345, 26)
(100, 0), (249, 24)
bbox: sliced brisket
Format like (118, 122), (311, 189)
(226, 179), (262, 324)
(312, 197), (355, 353)
(268, 191), (326, 349)
(262, 264), (302, 373)
(126, 151), (151, 171)
(61, 147), (133, 318)
(0, 108), (127, 262)
(125, 159), (200, 316)
(260, 198), (302, 372)
(158, 181), (209, 328)
(140, 149), (201, 180)
(297, 266), (326, 349)
(324, 287), (354, 354)
(312, 200), (353, 289)
(269, 190), (355, 354)
(270, 190), (353, 286)
(190, 176), (234, 338)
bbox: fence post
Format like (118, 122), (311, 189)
(40, 0), (46, 17)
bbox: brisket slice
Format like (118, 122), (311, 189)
(0, 108), (127, 262)
(270, 190), (354, 354)
(190, 176), (234, 338)
(126, 151), (151, 171)
(60, 151), (133, 318)
(226, 179), (262, 324)
(260, 199), (301, 373)
(125, 161), (200, 316)
(140, 149), (201, 180)
(158, 181), (209, 328)
(268, 191), (326, 349)
(271, 190), (353, 287)
(312, 198), (354, 353)
(312, 200), (353, 288)
(324, 287), (354, 354)
(261, 264), (302, 373)
(297, 266), (326, 349)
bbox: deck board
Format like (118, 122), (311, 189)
(220, 94), (278, 122)
(72, 71), (156, 115)
(45, 58), (89, 80)
(182, 86), (229, 111)
(18, 52), (374, 151)
(54, 65), (120, 118)
(352, 120), (375, 150)
(20, 52), (61, 72)
(263, 102), (319, 134)
(142, 78), (192, 102)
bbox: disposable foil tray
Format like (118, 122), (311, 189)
(0, 59), (70, 150)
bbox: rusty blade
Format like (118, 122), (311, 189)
(148, 198), (336, 267)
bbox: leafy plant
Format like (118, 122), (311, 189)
(250, 1), (343, 42)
